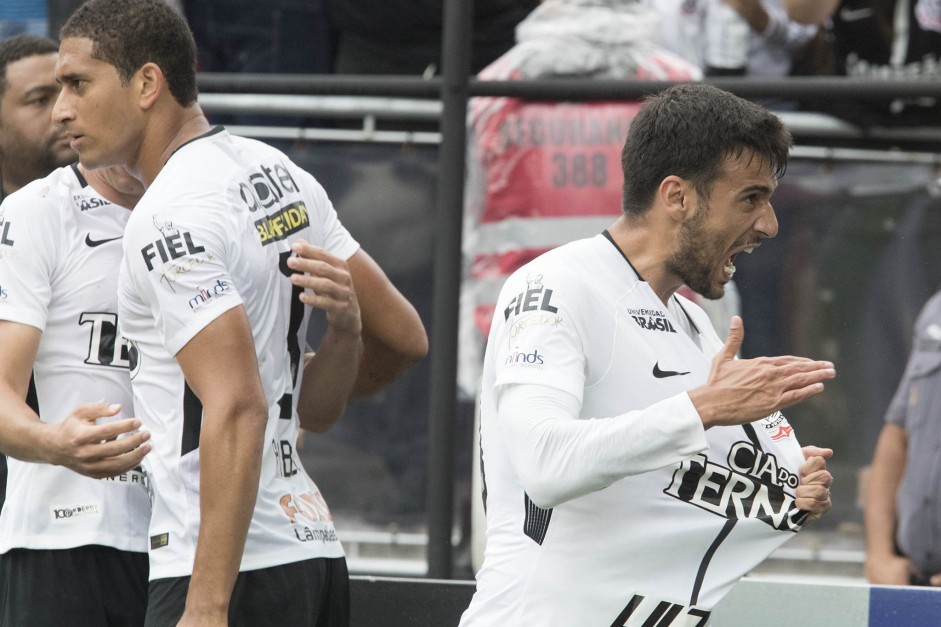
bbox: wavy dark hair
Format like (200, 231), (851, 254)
(0, 35), (59, 99)
(621, 83), (791, 216)
(61, 0), (198, 106)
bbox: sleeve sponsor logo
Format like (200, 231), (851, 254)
(187, 278), (233, 312)
(254, 201), (310, 246)
(504, 347), (546, 369)
(503, 273), (559, 321)
(236, 161), (300, 213)
(626, 307), (677, 333)
(141, 219), (206, 272)
(664, 441), (804, 532)
(141, 215), (216, 292)
(507, 313), (564, 349)
(0, 285), (7, 300)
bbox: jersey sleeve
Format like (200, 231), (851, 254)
(0, 190), (59, 331)
(490, 267), (586, 403)
(122, 202), (244, 356)
(297, 170), (359, 261)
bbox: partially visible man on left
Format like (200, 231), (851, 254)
(0, 34), (79, 514)
(0, 33), (153, 627)
(0, 34), (76, 199)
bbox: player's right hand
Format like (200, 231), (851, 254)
(689, 316), (836, 428)
(48, 402), (151, 479)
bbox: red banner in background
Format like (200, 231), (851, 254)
(478, 102), (641, 223)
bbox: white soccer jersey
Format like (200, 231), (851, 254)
(118, 128), (359, 580)
(0, 165), (149, 553)
(461, 234), (807, 626)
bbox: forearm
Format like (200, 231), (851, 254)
(0, 385), (55, 463)
(298, 327), (363, 432)
(864, 426), (907, 558)
(186, 403), (266, 617)
(499, 384), (707, 508)
(349, 331), (423, 399)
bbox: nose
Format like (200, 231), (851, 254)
(52, 88), (73, 126)
(755, 202), (779, 239)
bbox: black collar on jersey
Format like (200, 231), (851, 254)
(71, 163), (89, 188)
(166, 125), (225, 164)
(601, 229), (701, 335)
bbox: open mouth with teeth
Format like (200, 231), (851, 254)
(724, 245), (758, 279)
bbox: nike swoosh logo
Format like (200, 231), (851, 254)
(84, 234), (123, 247)
(652, 362), (690, 378)
(840, 7), (874, 21)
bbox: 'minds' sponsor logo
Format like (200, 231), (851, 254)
(188, 278), (232, 311)
(505, 348), (545, 367)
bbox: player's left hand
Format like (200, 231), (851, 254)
(287, 240), (362, 336)
(795, 445), (833, 524)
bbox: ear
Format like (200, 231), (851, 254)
(136, 62), (164, 110)
(657, 175), (694, 223)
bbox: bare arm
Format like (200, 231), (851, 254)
(176, 307), (268, 625)
(723, 0), (770, 32)
(346, 249), (427, 399)
(688, 316), (836, 428)
(288, 240), (363, 432)
(0, 320), (149, 477)
(864, 423), (914, 585)
(783, 0), (840, 24)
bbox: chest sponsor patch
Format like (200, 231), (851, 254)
(760, 411), (794, 441)
(50, 503), (101, 523)
(626, 307), (676, 333)
(664, 441), (804, 532)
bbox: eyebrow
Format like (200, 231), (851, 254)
(22, 84), (59, 98)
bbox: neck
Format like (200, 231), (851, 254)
(607, 215), (684, 305)
(80, 164), (144, 209)
(127, 103), (212, 187)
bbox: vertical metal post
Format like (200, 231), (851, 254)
(427, 0), (473, 580)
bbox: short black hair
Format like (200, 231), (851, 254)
(60, 0), (198, 106)
(621, 83), (791, 216)
(0, 35), (59, 99)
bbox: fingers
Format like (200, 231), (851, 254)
(78, 441), (152, 479)
(802, 445), (834, 461)
(70, 402), (123, 423)
(287, 239), (361, 334)
(718, 315), (744, 362)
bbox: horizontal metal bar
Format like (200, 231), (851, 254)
(198, 93), (442, 120)
(197, 73), (443, 98)
(195, 73), (941, 102)
(225, 124), (442, 145)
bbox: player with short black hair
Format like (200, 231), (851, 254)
(54, 1), (426, 624)
(461, 84), (835, 626)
